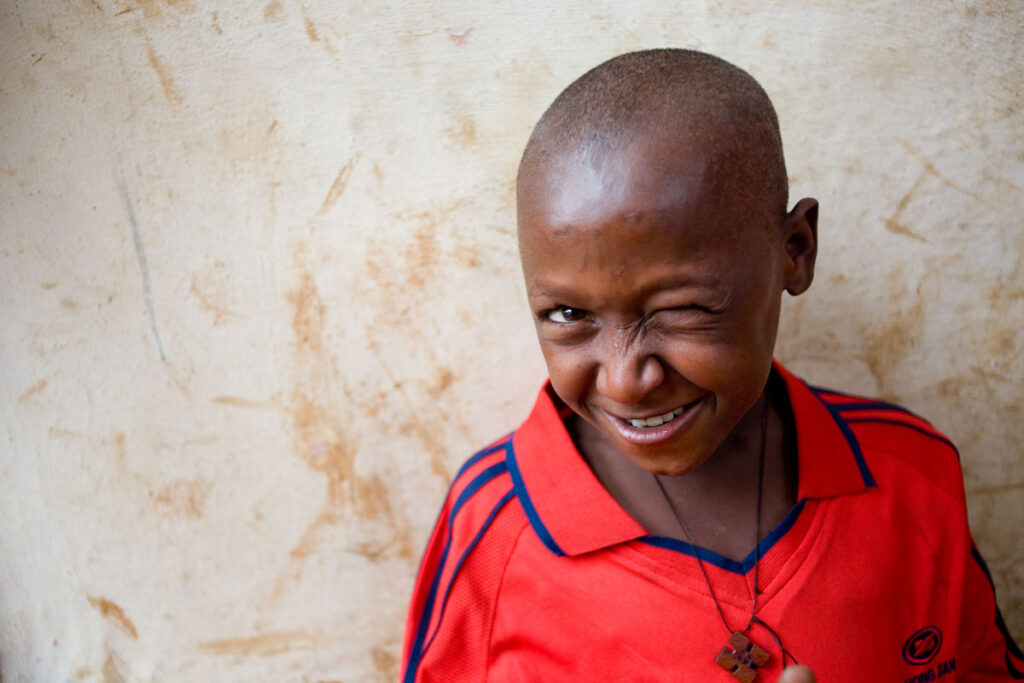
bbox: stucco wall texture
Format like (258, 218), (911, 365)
(1, 1), (1021, 680)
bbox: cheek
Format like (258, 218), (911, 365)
(539, 346), (593, 406)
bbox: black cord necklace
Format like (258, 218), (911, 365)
(653, 400), (774, 683)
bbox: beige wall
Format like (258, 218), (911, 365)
(1, 1), (1021, 680)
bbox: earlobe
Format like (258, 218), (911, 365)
(782, 198), (818, 296)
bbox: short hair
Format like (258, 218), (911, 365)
(518, 49), (789, 220)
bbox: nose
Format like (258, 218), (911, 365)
(595, 334), (665, 405)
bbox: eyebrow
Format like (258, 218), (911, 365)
(526, 276), (719, 300)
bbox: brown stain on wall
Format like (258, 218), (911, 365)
(426, 366), (454, 400)
(290, 271), (325, 352)
(115, 432), (127, 464)
(151, 478), (210, 518)
(365, 338), (451, 484)
(263, 0), (284, 21)
(213, 395), (273, 409)
(403, 223), (440, 288)
(446, 114), (477, 147)
(145, 40), (182, 104)
(198, 630), (320, 656)
(87, 596), (139, 639)
(277, 268), (415, 592)
(316, 154), (361, 217)
(860, 268), (927, 397)
(372, 645), (399, 677)
(135, 0), (196, 19)
(291, 390), (356, 508)
(190, 271), (230, 324)
(300, 4), (322, 42)
(18, 379), (48, 403)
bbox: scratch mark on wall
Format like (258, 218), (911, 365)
(31, 53), (45, 66)
(883, 171), (929, 243)
(103, 651), (129, 683)
(198, 630), (320, 656)
(136, 0), (196, 19)
(860, 268), (926, 397)
(18, 379), (48, 403)
(367, 338), (449, 483)
(146, 40), (182, 104)
(88, 596), (139, 639)
(190, 272), (230, 323)
(900, 139), (986, 204)
(118, 157), (167, 363)
(212, 395), (274, 409)
(316, 154), (361, 217)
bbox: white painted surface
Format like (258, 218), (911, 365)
(1, 1), (1021, 680)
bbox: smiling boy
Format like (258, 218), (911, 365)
(400, 50), (1021, 682)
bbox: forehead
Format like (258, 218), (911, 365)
(518, 130), (766, 255)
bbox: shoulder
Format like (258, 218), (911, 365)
(809, 384), (965, 503)
(436, 433), (529, 563)
(402, 435), (529, 682)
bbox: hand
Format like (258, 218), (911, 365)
(778, 664), (816, 683)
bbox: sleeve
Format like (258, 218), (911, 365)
(958, 540), (1024, 681)
(399, 444), (521, 683)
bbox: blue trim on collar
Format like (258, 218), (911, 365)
(808, 387), (877, 488)
(506, 436), (566, 557)
(843, 417), (958, 456)
(641, 500), (806, 575)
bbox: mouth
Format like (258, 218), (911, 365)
(601, 397), (706, 446)
(625, 406), (687, 429)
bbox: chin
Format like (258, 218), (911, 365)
(627, 448), (709, 478)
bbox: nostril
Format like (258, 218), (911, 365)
(597, 352), (665, 403)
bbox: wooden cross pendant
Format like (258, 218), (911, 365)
(714, 631), (770, 683)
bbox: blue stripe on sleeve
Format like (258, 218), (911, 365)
(421, 488), (516, 656)
(403, 459), (509, 683)
(970, 544), (1024, 678)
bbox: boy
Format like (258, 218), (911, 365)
(400, 50), (1021, 682)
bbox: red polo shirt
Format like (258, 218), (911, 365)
(401, 363), (1022, 681)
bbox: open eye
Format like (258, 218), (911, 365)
(546, 306), (587, 323)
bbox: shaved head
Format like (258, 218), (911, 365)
(517, 49), (789, 227)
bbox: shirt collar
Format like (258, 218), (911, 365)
(509, 360), (873, 558)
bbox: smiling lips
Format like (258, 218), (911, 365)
(602, 397), (706, 445)
(626, 406), (686, 428)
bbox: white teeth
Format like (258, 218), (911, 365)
(626, 405), (687, 428)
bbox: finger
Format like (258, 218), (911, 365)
(778, 664), (817, 683)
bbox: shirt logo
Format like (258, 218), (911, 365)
(903, 626), (943, 666)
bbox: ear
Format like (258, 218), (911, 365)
(781, 198), (818, 296)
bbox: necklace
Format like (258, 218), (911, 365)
(653, 400), (771, 683)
